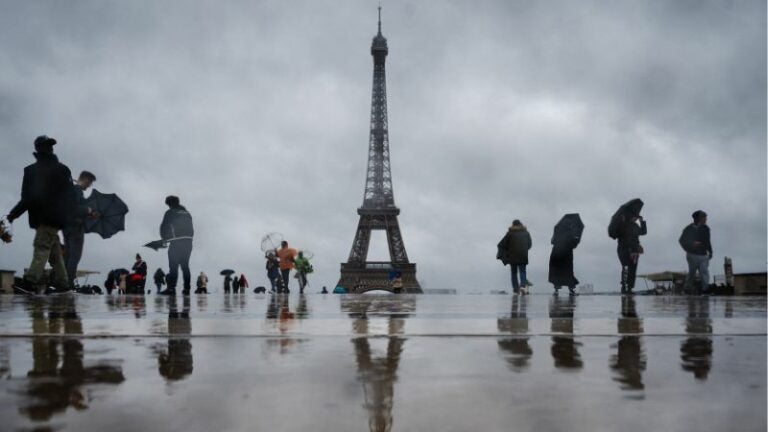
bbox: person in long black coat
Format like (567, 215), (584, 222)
(548, 227), (580, 296)
(617, 215), (647, 293)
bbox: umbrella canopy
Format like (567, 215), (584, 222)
(143, 239), (167, 251)
(608, 198), (644, 239)
(220, 269), (235, 276)
(84, 189), (129, 239)
(552, 213), (585, 248)
(260, 232), (283, 252)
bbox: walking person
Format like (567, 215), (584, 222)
(616, 214), (646, 294)
(548, 214), (584, 296)
(153, 268), (166, 294)
(223, 273), (233, 294)
(679, 210), (712, 295)
(195, 271), (209, 294)
(498, 220), (532, 295)
(237, 274), (249, 293)
(63, 170), (97, 290)
(158, 196), (194, 296)
(294, 251), (314, 294)
(277, 241), (297, 292)
(6, 135), (75, 294)
(266, 252), (281, 293)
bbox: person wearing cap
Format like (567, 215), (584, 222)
(6, 135), (76, 293)
(63, 170), (97, 290)
(616, 212), (647, 294)
(158, 195), (194, 295)
(678, 210), (712, 295)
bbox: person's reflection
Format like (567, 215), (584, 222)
(343, 296), (415, 432)
(196, 293), (208, 313)
(265, 294), (305, 354)
(131, 295), (146, 319)
(680, 296), (712, 380)
(497, 295), (532, 372)
(610, 296), (646, 393)
(549, 295), (582, 369)
(157, 296), (193, 381)
(21, 297), (125, 421)
(296, 294), (309, 319)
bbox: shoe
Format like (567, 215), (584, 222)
(568, 287), (578, 296)
(158, 289), (176, 296)
(13, 278), (37, 296)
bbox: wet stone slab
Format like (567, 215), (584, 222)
(0, 293), (764, 432)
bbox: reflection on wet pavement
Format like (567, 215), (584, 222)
(0, 293), (764, 431)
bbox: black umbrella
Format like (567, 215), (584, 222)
(84, 189), (129, 239)
(220, 269), (235, 276)
(144, 239), (167, 251)
(552, 213), (584, 248)
(608, 198), (644, 239)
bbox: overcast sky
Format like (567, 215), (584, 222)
(0, 0), (765, 293)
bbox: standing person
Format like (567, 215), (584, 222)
(153, 268), (166, 294)
(266, 252), (281, 293)
(679, 210), (712, 295)
(500, 220), (533, 295)
(159, 196), (194, 296)
(238, 274), (249, 293)
(617, 214), (647, 294)
(118, 272), (127, 295)
(129, 253), (148, 294)
(132, 254), (148, 276)
(294, 251), (314, 294)
(63, 170), (97, 290)
(6, 135), (75, 294)
(277, 241), (297, 292)
(548, 235), (580, 296)
(223, 273), (233, 294)
(195, 271), (209, 294)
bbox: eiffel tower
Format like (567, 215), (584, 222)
(338, 7), (422, 294)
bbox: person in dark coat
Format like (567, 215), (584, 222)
(63, 170), (97, 290)
(129, 253), (148, 294)
(616, 213), (647, 294)
(500, 220), (532, 294)
(266, 252), (281, 293)
(6, 135), (76, 293)
(679, 210), (712, 295)
(159, 196), (194, 296)
(153, 268), (166, 294)
(548, 224), (580, 296)
(223, 273), (233, 293)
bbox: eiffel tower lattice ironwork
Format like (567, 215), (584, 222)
(338, 7), (422, 293)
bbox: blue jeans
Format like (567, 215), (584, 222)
(510, 264), (528, 292)
(685, 253), (710, 294)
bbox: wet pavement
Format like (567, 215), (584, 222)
(0, 293), (764, 432)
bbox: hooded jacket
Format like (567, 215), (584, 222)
(504, 225), (533, 265)
(8, 152), (76, 229)
(159, 205), (194, 240)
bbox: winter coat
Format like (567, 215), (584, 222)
(679, 223), (712, 256)
(132, 260), (148, 277)
(503, 225), (532, 265)
(8, 152), (76, 229)
(153, 269), (166, 285)
(65, 184), (91, 234)
(160, 205), (194, 240)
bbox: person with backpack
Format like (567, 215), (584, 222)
(497, 220), (533, 294)
(678, 210), (712, 295)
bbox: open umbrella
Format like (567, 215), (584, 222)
(260, 232), (283, 252)
(608, 198), (644, 239)
(552, 213), (584, 248)
(84, 189), (129, 239)
(220, 269), (235, 276)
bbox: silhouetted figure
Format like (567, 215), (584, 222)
(223, 273), (233, 293)
(266, 251), (282, 293)
(679, 210), (712, 295)
(63, 170), (97, 290)
(321, 286), (329, 294)
(157, 296), (193, 381)
(616, 215), (646, 294)
(498, 219), (532, 294)
(128, 253), (147, 294)
(195, 271), (208, 294)
(237, 274), (248, 293)
(7, 135), (74, 293)
(548, 215), (584, 296)
(158, 195), (194, 296)
(153, 268), (166, 294)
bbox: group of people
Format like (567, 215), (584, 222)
(497, 207), (712, 296)
(265, 241), (313, 294)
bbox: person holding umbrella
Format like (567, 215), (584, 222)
(63, 170), (97, 290)
(548, 214), (584, 296)
(158, 196), (194, 296)
(6, 135), (75, 294)
(611, 200), (647, 294)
